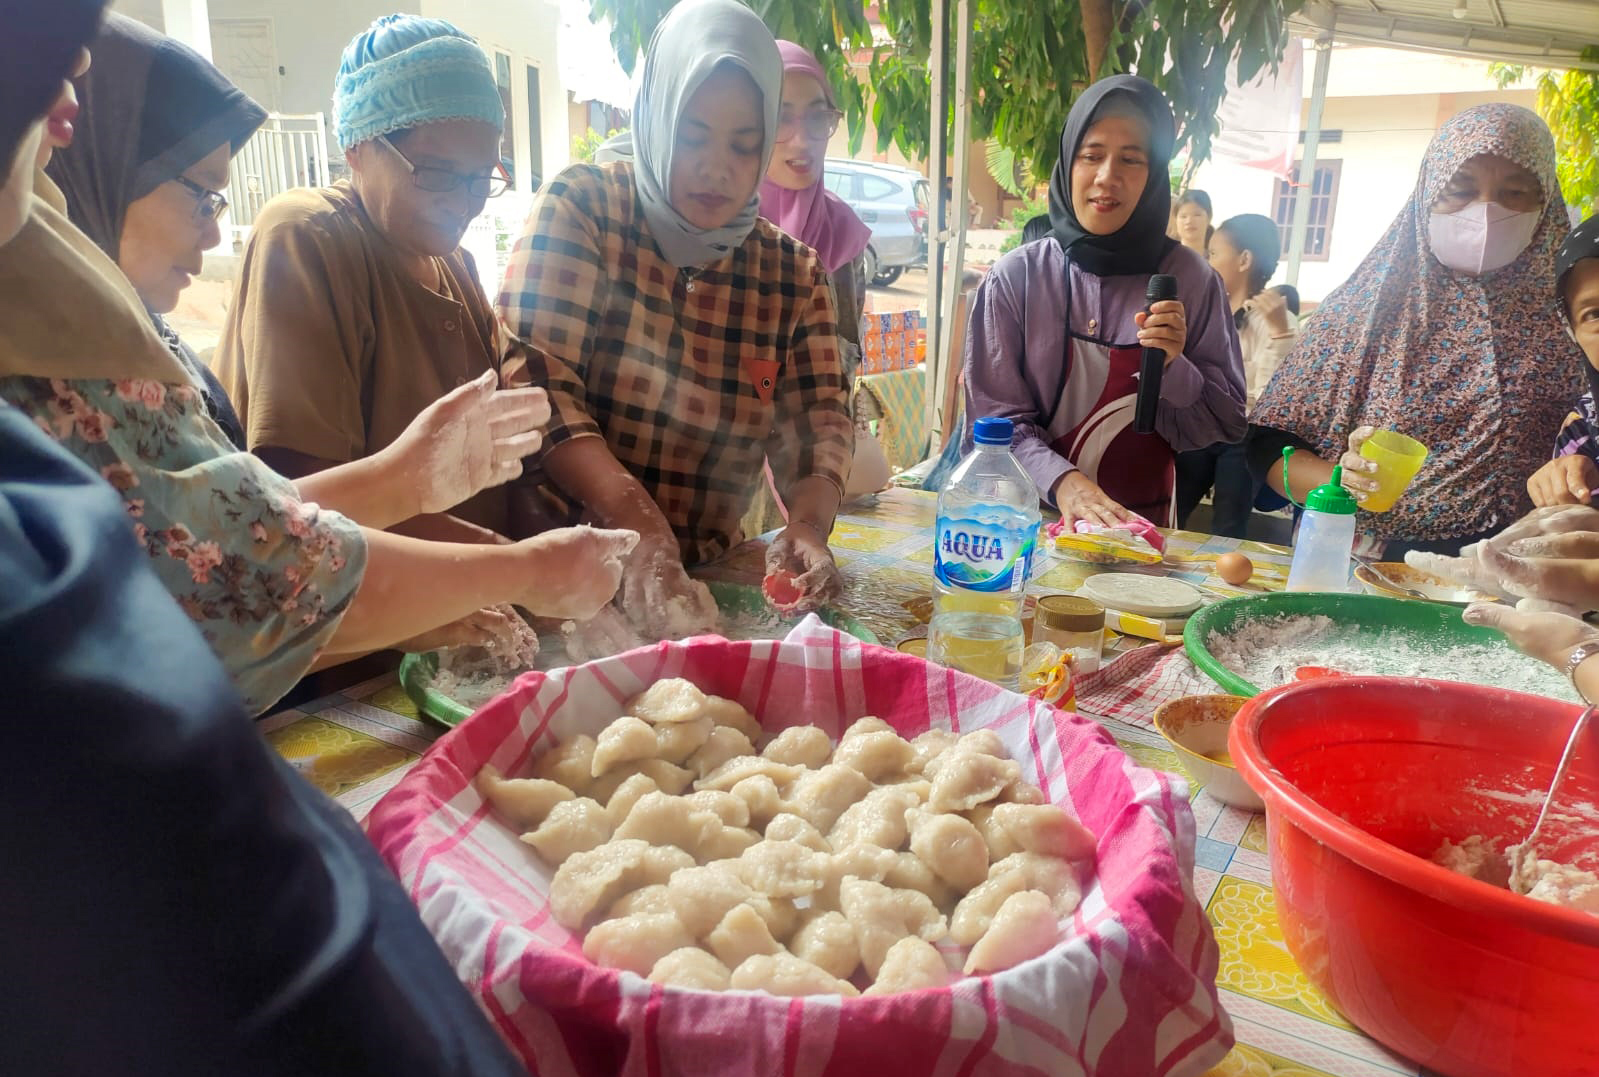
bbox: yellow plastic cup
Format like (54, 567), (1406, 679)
(1357, 430), (1430, 512)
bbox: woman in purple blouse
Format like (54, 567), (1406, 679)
(964, 76), (1246, 526)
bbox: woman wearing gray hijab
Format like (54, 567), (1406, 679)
(499, 0), (854, 645)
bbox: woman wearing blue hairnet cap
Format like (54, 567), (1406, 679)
(215, 14), (526, 544)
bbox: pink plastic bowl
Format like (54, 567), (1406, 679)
(1228, 677), (1599, 1077)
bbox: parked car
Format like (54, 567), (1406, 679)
(823, 158), (929, 287)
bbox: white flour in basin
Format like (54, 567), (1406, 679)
(1206, 614), (1577, 701)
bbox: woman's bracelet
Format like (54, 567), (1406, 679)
(1562, 641), (1599, 703)
(1281, 446), (1298, 506)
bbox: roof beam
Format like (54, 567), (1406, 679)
(1286, 7), (1599, 71)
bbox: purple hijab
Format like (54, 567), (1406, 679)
(757, 40), (871, 274)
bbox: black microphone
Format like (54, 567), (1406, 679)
(1134, 273), (1179, 435)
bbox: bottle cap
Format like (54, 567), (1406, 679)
(1305, 466), (1359, 515)
(1036, 594), (1105, 633)
(972, 417), (1014, 445)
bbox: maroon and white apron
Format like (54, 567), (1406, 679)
(1048, 335), (1176, 526)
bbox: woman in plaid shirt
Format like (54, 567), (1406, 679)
(499, 0), (854, 640)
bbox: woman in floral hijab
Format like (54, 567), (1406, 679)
(1248, 104), (1580, 558)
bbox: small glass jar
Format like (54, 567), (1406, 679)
(896, 636), (929, 658)
(1035, 595), (1105, 674)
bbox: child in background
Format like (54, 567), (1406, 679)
(1526, 213), (1599, 507)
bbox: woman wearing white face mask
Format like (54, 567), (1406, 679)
(1246, 104), (1579, 559)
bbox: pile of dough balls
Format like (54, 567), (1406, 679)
(476, 678), (1098, 997)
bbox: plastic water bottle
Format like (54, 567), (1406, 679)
(1286, 465), (1358, 592)
(928, 417), (1041, 690)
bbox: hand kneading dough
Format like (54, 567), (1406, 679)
(730, 952), (860, 997)
(761, 726), (834, 768)
(522, 797), (613, 863)
(583, 912), (696, 976)
(788, 910), (861, 980)
(963, 890), (1059, 975)
(476, 765), (573, 830)
(706, 903), (784, 969)
(591, 716), (659, 776)
(629, 678), (710, 724)
(866, 936), (950, 995)
(649, 947), (733, 990)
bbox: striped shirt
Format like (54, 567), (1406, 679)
(1554, 391), (1599, 464)
(499, 161), (853, 565)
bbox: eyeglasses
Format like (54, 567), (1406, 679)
(172, 175), (229, 223)
(776, 107), (843, 143)
(377, 135), (510, 199)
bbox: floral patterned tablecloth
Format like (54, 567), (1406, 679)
(265, 488), (1432, 1077)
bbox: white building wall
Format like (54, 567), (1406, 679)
(114, 0), (569, 189)
(424, 0), (570, 191)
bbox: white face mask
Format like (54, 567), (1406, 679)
(1427, 200), (1540, 276)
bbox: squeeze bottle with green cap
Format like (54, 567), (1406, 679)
(1286, 466), (1358, 592)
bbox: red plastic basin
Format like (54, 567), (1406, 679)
(1228, 677), (1599, 1077)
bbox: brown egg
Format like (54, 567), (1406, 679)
(1216, 552), (1254, 586)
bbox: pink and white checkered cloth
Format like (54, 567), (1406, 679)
(1074, 645), (1218, 729)
(364, 619), (1231, 1076)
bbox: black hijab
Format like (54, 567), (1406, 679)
(0, 0), (105, 174)
(1556, 213), (1599, 405)
(45, 12), (266, 259)
(44, 13), (262, 449)
(1047, 74), (1178, 277)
